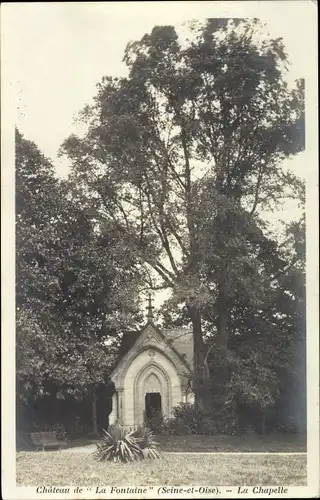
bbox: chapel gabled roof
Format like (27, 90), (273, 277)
(116, 330), (141, 361)
(114, 321), (193, 372)
(163, 327), (193, 369)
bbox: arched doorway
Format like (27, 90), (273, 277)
(134, 362), (171, 426)
(145, 392), (162, 419)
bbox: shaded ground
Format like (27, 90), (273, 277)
(56, 433), (306, 454)
(62, 437), (99, 449)
(16, 451), (307, 486)
(155, 433), (307, 453)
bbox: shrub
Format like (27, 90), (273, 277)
(133, 426), (163, 459)
(211, 404), (239, 435)
(171, 402), (204, 434)
(65, 418), (90, 439)
(93, 425), (162, 463)
(162, 418), (192, 435)
(244, 424), (256, 434)
(274, 416), (299, 434)
(51, 423), (67, 440)
(172, 402), (203, 422)
(143, 409), (164, 434)
(39, 423), (68, 440)
(198, 416), (218, 435)
(161, 402), (239, 436)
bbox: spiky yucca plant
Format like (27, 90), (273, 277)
(93, 425), (162, 463)
(93, 426), (141, 463)
(134, 425), (163, 460)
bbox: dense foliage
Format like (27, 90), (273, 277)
(16, 18), (306, 437)
(60, 18), (305, 416)
(16, 129), (144, 433)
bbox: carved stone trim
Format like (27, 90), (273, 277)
(133, 361), (171, 426)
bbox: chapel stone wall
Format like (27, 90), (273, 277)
(122, 348), (182, 427)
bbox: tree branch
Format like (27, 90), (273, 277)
(144, 259), (175, 287)
(166, 218), (189, 257)
(250, 163), (264, 216)
(143, 171), (181, 276)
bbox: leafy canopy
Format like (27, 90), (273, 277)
(16, 129), (143, 402)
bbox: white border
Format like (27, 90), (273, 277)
(1, 2), (319, 499)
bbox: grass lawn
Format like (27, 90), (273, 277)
(16, 451), (307, 486)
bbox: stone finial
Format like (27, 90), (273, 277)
(146, 293), (154, 321)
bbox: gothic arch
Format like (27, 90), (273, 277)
(133, 361), (171, 425)
(113, 342), (190, 390)
(144, 373), (161, 393)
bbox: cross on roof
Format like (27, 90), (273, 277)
(146, 293), (154, 321)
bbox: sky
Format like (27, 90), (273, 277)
(6, 1), (314, 176)
(3, 1), (317, 308)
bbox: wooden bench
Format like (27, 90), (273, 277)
(30, 431), (68, 450)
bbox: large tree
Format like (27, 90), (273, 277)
(16, 129), (143, 416)
(61, 19), (304, 410)
(159, 206), (305, 431)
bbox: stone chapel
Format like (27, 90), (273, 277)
(108, 297), (194, 427)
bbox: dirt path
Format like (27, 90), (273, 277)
(62, 445), (96, 453)
(61, 445), (306, 456)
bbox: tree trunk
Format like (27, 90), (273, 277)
(92, 389), (98, 435)
(188, 305), (212, 413)
(216, 284), (230, 401)
(217, 282), (229, 351)
(261, 412), (266, 435)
